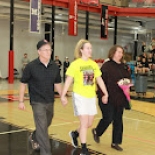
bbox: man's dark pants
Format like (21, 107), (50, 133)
(31, 102), (54, 155)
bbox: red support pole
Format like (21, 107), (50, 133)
(8, 50), (14, 83)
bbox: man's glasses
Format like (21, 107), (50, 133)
(39, 49), (52, 52)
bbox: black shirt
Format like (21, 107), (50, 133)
(135, 60), (141, 67)
(20, 58), (61, 104)
(63, 61), (70, 72)
(147, 57), (154, 64)
(142, 45), (146, 52)
(54, 59), (62, 70)
(151, 49), (155, 56)
(98, 60), (131, 107)
(141, 61), (149, 68)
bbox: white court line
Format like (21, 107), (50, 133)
(0, 129), (26, 135)
(50, 116), (155, 127)
(123, 116), (155, 125)
(29, 127), (35, 130)
(95, 116), (155, 125)
(52, 122), (72, 127)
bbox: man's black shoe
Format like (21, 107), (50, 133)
(28, 133), (40, 151)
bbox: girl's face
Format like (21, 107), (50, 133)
(113, 47), (124, 62)
(81, 43), (92, 59)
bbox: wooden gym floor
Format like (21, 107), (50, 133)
(0, 79), (155, 155)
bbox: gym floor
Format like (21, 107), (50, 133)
(0, 79), (155, 155)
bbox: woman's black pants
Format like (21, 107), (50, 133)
(95, 98), (124, 144)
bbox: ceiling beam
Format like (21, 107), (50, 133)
(36, 0), (155, 17)
(115, 7), (155, 17)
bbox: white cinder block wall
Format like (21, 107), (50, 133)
(0, 19), (134, 78)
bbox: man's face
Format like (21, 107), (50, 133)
(38, 44), (52, 61)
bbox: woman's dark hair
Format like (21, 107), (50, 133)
(108, 45), (124, 63)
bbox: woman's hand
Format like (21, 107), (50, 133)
(102, 95), (108, 104)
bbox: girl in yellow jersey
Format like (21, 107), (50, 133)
(61, 39), (108, 155)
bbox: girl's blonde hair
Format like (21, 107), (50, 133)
(74, 39), (90, 59)
(108, 45), (125, 63)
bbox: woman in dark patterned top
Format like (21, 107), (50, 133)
(147, 52), (155, 70)
(92, 45), (131, 151)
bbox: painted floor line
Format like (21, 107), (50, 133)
(0, 129), (26, 135)
(123, 116), (155, 124)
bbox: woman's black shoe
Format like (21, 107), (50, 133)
(92, 128), (100, 143)
(111, 144), (123, 151)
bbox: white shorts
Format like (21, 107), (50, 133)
(72, 92), (97, 116)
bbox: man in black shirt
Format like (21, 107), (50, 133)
(63, 57), (70, 82)
(54, 55), (62, 72)
(141, 41), (146, 53)
(18, 39), (62, 155)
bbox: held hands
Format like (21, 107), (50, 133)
(60, 96), (68, 106)
(102, 95), (108, 104)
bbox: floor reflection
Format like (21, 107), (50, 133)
(0, 121), (105, 155)
(0, 121), (21, 132)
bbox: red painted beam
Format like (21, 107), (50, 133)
(108, 6), (155, 17)
(78, 5), (101, 13)
(41, 0), (68, 8)
(119, 7), (155, 14)
(116, 13), (155, 17)
(26, 0), (155, 17)
(117, 7), (155, 17)
(108, 5), (120, 12)
(42, 0), (102, 13)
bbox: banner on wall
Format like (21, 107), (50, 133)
(68, 0), (78, 36)
(101, 5), (108, 39)
(79, 0), (99, 6)
(30, 0), (41, 33)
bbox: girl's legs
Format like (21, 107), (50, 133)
(70, 115), (94, 148)
(78, 115), (94, 143)
(78, 115), (94, 155)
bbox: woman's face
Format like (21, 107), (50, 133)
(81, 43), (92, 58)
(113, 47), (124, 62)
